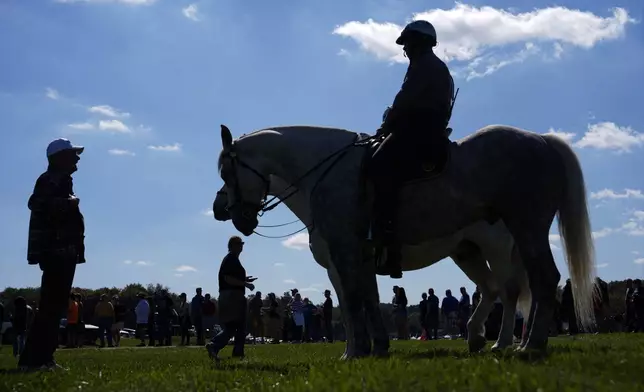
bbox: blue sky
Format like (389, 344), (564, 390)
(1, 0), (643, 305)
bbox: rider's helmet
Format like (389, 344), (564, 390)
(395, 20), (437, 47)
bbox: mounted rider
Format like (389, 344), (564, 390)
(369, 20), (456, 279)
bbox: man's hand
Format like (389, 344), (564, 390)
(246, 283), (255, 291)
(246, 276), (257, 282)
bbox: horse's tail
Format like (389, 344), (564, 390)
(543, 134), (597, 330)
(512, 244), (532, 321)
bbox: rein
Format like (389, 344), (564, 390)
(222, 132), (382, 239)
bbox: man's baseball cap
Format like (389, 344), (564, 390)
(46, 138), (84, 157)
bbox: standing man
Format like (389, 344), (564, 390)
(191, 288), (205, 345)
(426, 288), (440, 340)
(112, 295), (127, 347)
(206, 236), (257, 361)
(19, 138), (86, 371)
(134, 293), (150, 347)
(322, 289), (333, 343)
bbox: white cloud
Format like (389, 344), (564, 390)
(89, 105), (130, 118)
(148, 143), (182, 152)
(274, 262), (285, 267)
(633, 251), (641, 255)
(108, 148), (135, 156)
(282, 233), (309, 250)
(544, 128), (576, 144)
(333, 5), (634, 79)
(300, 287), (320, 293)
(634, 211), (644, 221)
(284, 279), (297, 285)
(622, 221), (644, 236)
(99, 119), (130, 133)
(182, 4), (200, 21)
(634, 258), (644, 265)
(175, 265), (198, 272)
(574, 122), (644, 152)
(592, 227), (614, 239)
(591, 189), (644, 200)
(45, 87), (60, 100)
(596, 263), (609, 269)
(55, 0), (156, 4)
(549, 234), (560, 242)
(68, 122), (95, 130)
(550, 243), (560, 250)
(174, 273), (183, 278)
(124, 259), (152, 266)
(201, 209), (214, 217)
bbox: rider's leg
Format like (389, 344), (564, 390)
(370, 135), (404, 279)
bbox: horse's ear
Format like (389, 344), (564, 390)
(221, 124), (233, 149)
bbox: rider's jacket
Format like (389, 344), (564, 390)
(382, 49), (455, 137)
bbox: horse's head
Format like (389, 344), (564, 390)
(213, 185), (231, 221)
(218, 124), (270, 236)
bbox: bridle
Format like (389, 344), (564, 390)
(218, 133), (381, 238)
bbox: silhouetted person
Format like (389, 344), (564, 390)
(191, 288), (205, 345)
(206, 236), (257, 360)
(426, 288), (440, 340)
(322, 289), (334, 343)
(561, 279), (578, 335)
(20, 138), (86, 371)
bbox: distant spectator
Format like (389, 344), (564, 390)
(95, 294), (115, 347)
(290, 293), (305, 342)
(191, 288), (205, 345)
(426, 288), (440, 340)
(249, 292), (264, 342)
(393, 287), (409, 340)
(322, 290), (333, 343)
(134, 293), (150, 347)
(66, 293), (79, 348)
(75, 294), (85, 345)
(302, 298), (318, 342)
(202, 294), (217, 339)
(626, 279), (635, 331)
(472, 286), (481, 310)
(112, 295), (127, 347)
(178, 293), (191, 346)
(593, 277), (610, 333)
(264, 293), (281, 343)
(147, 296), (156, 347)
(441, 289), (459, 338)
(419, 293), (428, 338)
(206, 236), (257, 361)
(12, 297), (34, 357)
(633, 279), (644, 332)
(459, 287), (471, 339)
(156, 291), (174, 346)
(561, 279), (577, 335)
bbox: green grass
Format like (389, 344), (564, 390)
(1, 334), (643, 391)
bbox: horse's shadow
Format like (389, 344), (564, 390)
(213, 360), (310, 374)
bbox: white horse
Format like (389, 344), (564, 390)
(214, 178), (530, 352)
(216, 124), (596, 358)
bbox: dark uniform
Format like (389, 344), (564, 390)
(369, 26), (455, 277)
(20, 170), (85, 368)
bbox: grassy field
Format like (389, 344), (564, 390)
(1, 334), (643, 391)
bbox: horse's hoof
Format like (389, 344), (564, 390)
(468, 335), (487, 353)
(491, 341), (513, 351)
(372, 348), (390, 358)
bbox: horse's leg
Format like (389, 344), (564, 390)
(509, 227), (560, 352)
(360, 250), (389, 357)
(327, 248), (371, 359)
(452, 242), (498, 353)
(489, 244), (524, 351)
